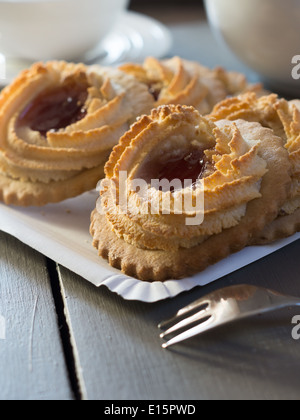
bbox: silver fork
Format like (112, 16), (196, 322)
(159, 284), (300, 349)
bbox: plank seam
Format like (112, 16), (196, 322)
(46, 258), (84, 401)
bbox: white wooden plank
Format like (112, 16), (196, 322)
(58, 239), (300, 401)
(0, 232), (73, 400)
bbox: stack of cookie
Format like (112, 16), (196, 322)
(0, 57), (298, 281)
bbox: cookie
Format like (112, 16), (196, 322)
(210, 93), (300, 244)
(0, 61), (154, 206)
(120, 56), (262, 115)
(91, 105), (291, 281)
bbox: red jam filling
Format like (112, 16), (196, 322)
(157, 148), (210, 185)
(137, 147), (213, 193)
(148, 85), (161, 101)
(147, 80), (162, 101)
(17, 74), (89, 137)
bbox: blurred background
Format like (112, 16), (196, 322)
(129, 0), (300, 95)
(1, 0), (298, 94)
(129, 0), (255, 80)
(130, 0), (202, 7)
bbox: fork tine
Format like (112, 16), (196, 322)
(160, 307), (210, 339)
(158, 299), (210, 330)
(160, 284), (300, 349)
(162, 316), (215, 349)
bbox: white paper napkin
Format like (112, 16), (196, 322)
(0, 191), (299, 303)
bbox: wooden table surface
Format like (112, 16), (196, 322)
(1, 3), (300, 401)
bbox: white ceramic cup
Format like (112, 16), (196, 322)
(205, 0), (300, 95)
(0, 0), (129, 61)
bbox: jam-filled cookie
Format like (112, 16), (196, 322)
(0, 61), (154, 206)
(210, 93), (300, 244)
(90, 105), (291, 281)
(120, 56), (262, 115)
